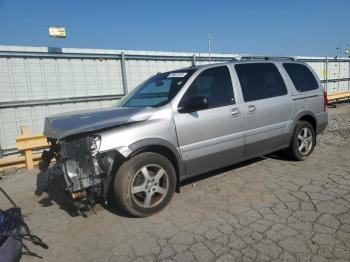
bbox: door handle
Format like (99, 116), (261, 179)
(248, 105), (256, 112)
(231, 108), (241, 116)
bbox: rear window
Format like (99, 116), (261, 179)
(283, 63), (319, 92)
(235, 63), (287, 102)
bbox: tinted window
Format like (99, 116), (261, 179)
(179, 66), (234, 109)
(235, 63), (288, 102)
(283, 63), (318, 92)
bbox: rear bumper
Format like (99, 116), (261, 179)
(315, 111), (328, 134)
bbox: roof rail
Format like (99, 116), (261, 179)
(232, 55), (298, 61)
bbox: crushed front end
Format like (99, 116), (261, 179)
(40, 136), (119, 209)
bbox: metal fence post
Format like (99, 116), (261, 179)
(325, 58), (328, 93)
(337, 58), (341, 92)
(120, 52), (128, 95)
(348, 60), (350, 91)
(192, 54), (196, 66)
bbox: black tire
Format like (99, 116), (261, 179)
(114, 152), (176, 217)
(286, 121), (316, 161)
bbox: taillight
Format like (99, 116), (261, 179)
(323, 91), (328, 111)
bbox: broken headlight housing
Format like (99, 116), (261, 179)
(86, 135), (101, 156)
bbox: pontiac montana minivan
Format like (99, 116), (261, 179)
(40, 56), (328, 217)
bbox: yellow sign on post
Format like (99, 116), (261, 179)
(322, 69), (327, 77)
(48, 26), (66, 38)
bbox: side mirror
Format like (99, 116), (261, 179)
(178, 96), (208, 113)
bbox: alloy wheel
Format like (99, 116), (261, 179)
(297, 127), (313, 155)
(131, 164), (169, 208)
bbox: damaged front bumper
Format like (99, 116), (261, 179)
(40, 137), (121, 203)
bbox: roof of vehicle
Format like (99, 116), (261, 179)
(163, 55), (303, 74)
(232, 55), (298, 61)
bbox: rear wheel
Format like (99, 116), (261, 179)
(286, 121), (315, 161)
(114, 152), (176, 217)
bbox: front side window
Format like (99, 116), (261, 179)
(283, 63), (319, 92)
(179, 66), (235, 109)
(118, 69), (195, 107)
(235, 63), (287, 102)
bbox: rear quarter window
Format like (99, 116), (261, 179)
(283, 63), (319, 92)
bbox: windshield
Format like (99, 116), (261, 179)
(118, 69), (195, 108)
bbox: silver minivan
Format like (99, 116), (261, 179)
(41, 56), (328, 216)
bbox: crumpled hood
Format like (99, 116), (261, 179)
(44, 106), (154, 139)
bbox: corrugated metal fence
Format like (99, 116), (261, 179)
(0, 45), (349, 154)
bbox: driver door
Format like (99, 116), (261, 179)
(173, 66), (245, 177)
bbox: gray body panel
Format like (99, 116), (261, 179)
(171, 65), (245, 177)
(173, 104), (245, 177)
(236, 63), (294, 157)
(240, 94), (293, 157)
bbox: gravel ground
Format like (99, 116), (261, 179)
(1, 103), (350, 262)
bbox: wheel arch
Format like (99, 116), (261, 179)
(128, 138), (185, 193)
(298, 114), (316, 133)
(287, 111), (317, 146)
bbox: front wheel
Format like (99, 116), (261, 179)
(114, 152), (176, 217)
(286, 121), (316, 161)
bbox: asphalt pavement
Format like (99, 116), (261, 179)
(1, 103), (350, 262)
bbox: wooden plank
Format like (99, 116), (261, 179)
(16, 135), (49, 151)
(0, 153), (42, 166)
(16, 126), (49, 151)
(328, 91), (350, 101)
(17, 133), (47, 140)
(1, 126), (53, 172)
(0, 153), (54, 172)
(0, 155), (25, 165)
(0, 160), (41, 172)
(0, 153), (42, 171)
(0, 162), (26, 172)
(24, 150), (34, 170)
